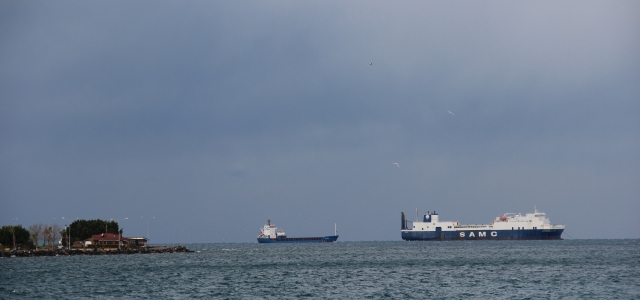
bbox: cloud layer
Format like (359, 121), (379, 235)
(2, 1), (638, 241)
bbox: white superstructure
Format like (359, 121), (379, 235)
(410, 209), (565, 232)
(258, 220), (286, 239)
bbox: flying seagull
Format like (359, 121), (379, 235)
(369, 62), (372, 65)
(393, 163), (400, 168)
(448, 111), (454, 115)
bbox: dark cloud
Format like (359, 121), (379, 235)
(1, 1), (638, 241)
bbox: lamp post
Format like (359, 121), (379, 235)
(111, 218), (128, 250)
(62, 217), (70, 251)
(145, 216), (155, 247)
(68, 218), (78, 250)
(12, 218), (18, 251)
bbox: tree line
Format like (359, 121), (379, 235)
(0, 219), (120, 250)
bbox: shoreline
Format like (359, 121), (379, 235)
(1, 246), (193, 257)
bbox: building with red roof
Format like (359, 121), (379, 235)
(85, 233), (148, 248)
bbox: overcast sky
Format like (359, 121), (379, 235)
(1, 1), (638, 243)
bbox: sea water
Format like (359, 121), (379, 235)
(1, 239), (638, 299)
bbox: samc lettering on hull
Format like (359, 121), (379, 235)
(459, 231), (498, 238)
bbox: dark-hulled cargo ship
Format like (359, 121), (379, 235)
(257, 220), (338, 243)
(401, 208), (564, 241)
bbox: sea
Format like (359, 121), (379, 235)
(1, 239), (638, 299)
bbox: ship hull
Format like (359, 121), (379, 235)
(401, 229), (563, 241)
(257, 235), (338, 243)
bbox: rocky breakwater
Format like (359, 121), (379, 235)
(1, 246), (193, 257)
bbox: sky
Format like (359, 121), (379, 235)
(1, 1), (638, 243)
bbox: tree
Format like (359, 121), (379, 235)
(43, 226), (50, 249)
(44, 226), (53, 250)
(60, 219), (119, 244)
(50, 224), (61, 248)
(0, 225), (32, 249)
(41, 223), (62, 250)
(29, 224), (44, 250)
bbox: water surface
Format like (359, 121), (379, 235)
(1, 239), (638, 299)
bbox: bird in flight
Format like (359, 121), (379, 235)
(369, 62), (372, 65)
(393, 163), (400, 168)
(448, 111), (454, 115)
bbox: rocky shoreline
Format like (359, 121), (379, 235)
(1, 246), (193, 257)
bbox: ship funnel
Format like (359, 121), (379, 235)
(401, 212), (407, 230)
(267, 219), (270, 226)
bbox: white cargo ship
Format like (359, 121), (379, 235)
(257, 220), (338, 243)
(401, 208), (565, 240)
